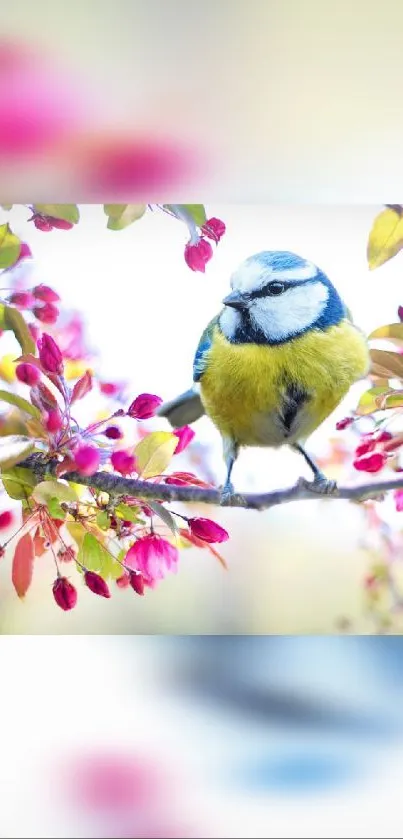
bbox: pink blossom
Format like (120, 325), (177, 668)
(188, 517), (229, 543)
(184, 237), (213, 272)
(38, 332), (63, 374)
(111, 450), (136, 475)
(33, 302), (59, 324)
(9, 290), (34, 308)
(127, 393), (163, 419)
(32, 284), (60, 303)
(129, 571), (145, 596)
(201, 217), (226, 243)
(173, 425), (195, 454)
(353, 452), (387, 473)
(74, 444), (100, 476)
(125, 534), (179, 586)
(16, 362), (40, 386)
(84, 571), (111, 598)
(0, 510), (13, 530)
(45, 408), (63, 433)
(53, 577), (77, 611)
(336, 416), (354, 431)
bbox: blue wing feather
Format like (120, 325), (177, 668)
(193, 316), (219, 382)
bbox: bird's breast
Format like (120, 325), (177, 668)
(199, 322), (369, 446)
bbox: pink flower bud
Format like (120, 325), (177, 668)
(201, 217), (226, 243)
(336, 416), (354, 431)
(355, 436), (376, 457)
(104, 425), (123, 440)
(129, 571), (145, 595)
(0, 510), (13, 530)
(353, 452), (387, 473)
(84, 570), (111, 598)
(377, 430), (393, 443)
(398, 306), (403, 322)
(127, 393), (163, 419)
(184, 237), (213, 272)
(173, 425), (195, 454)
(38, 332), (63, 374)
(100, 381), (121, 396)
(32, 283), (60, 303)
(48, 217), (74, 230)
(32, 214), (53, 231)
(125, 534), (179, 586)
(111, 449), (136, 475)
(74, 444), (100, 476)
(45, 408), (63, 433)
(116, 572), (130, 589)
(395, 489), (403, 512)
(188, 517), (229, 543)
(33, 302), (59, 324)
(53, 576), (77, 611)
(17, 242), (32, 261)
(16, 362), (40, 386)
(9, 290), (34, 308)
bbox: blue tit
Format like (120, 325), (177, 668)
(158, 251), (369, 501)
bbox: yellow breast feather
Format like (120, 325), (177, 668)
(200, 321), (369, 447)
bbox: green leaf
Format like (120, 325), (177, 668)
(0, 223), (21, 268)
(96, 510), (110, 530)
(34, 204), (80, 223)
(104, 204), (146, 230)
(0, 389), (41, 420)
(147, 500), (179, 536)
(66, 521), (86, 550)
(78, 532), (120, 580)
(356, 385), (402, 415)
(1, 204), (13, 211)
(32, 480), (78, 505)
(0, 435), (34, 469)
(115, 503), (142, 523)
(47, 498), (67, 520)
(135, 431), (177, 479)
(2, 466), (37, 500)
(3, 305), (35, 355)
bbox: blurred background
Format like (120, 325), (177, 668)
(0, 204), (400, 634)
(2, 635), (403, 838)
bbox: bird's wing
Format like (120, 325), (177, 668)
(193, 315), (219, 382)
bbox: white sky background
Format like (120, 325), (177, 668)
(3, 204), (399, 491)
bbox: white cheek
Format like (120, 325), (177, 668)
(250, 283), (329, 341)
(219, 307), (241, 340)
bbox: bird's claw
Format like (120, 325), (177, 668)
(304, 475), (338, 496)
(219, 482), (247, 507)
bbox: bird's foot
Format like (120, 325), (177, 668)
(219, 481), (248, 507)
(303, 473), (338, 496)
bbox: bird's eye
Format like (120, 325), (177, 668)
(267, 281), (285, 296)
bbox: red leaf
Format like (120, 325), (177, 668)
(12, 531), (34, 598)
(33, 526), (46, 557)
(71, 370), (92, 404)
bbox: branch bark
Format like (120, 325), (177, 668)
(20, 454), (403, 511)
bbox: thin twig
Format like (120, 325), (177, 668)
(17, 454), (403, 512)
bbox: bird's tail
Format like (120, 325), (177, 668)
(157, 387), (205, 428)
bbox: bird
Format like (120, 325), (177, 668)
(157, 251), (369, 503)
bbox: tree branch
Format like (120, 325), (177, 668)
(19, 454), (403, 511)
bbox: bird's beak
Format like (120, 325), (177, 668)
(222, 290), (249, 310)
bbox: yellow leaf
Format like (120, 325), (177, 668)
(367, 207), (403, 270)
(32, 480), (78, 505)
(0, 223), (21, 268)
(104, 204), (146, 230)
(356, 386), (391, 415)
(369, 323), (403, 341)
(34, 204), (80, 223)
(134, 431), (177, 479)
(0, 354), (17, 383)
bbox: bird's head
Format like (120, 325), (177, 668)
(219, 251), (345, 345)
